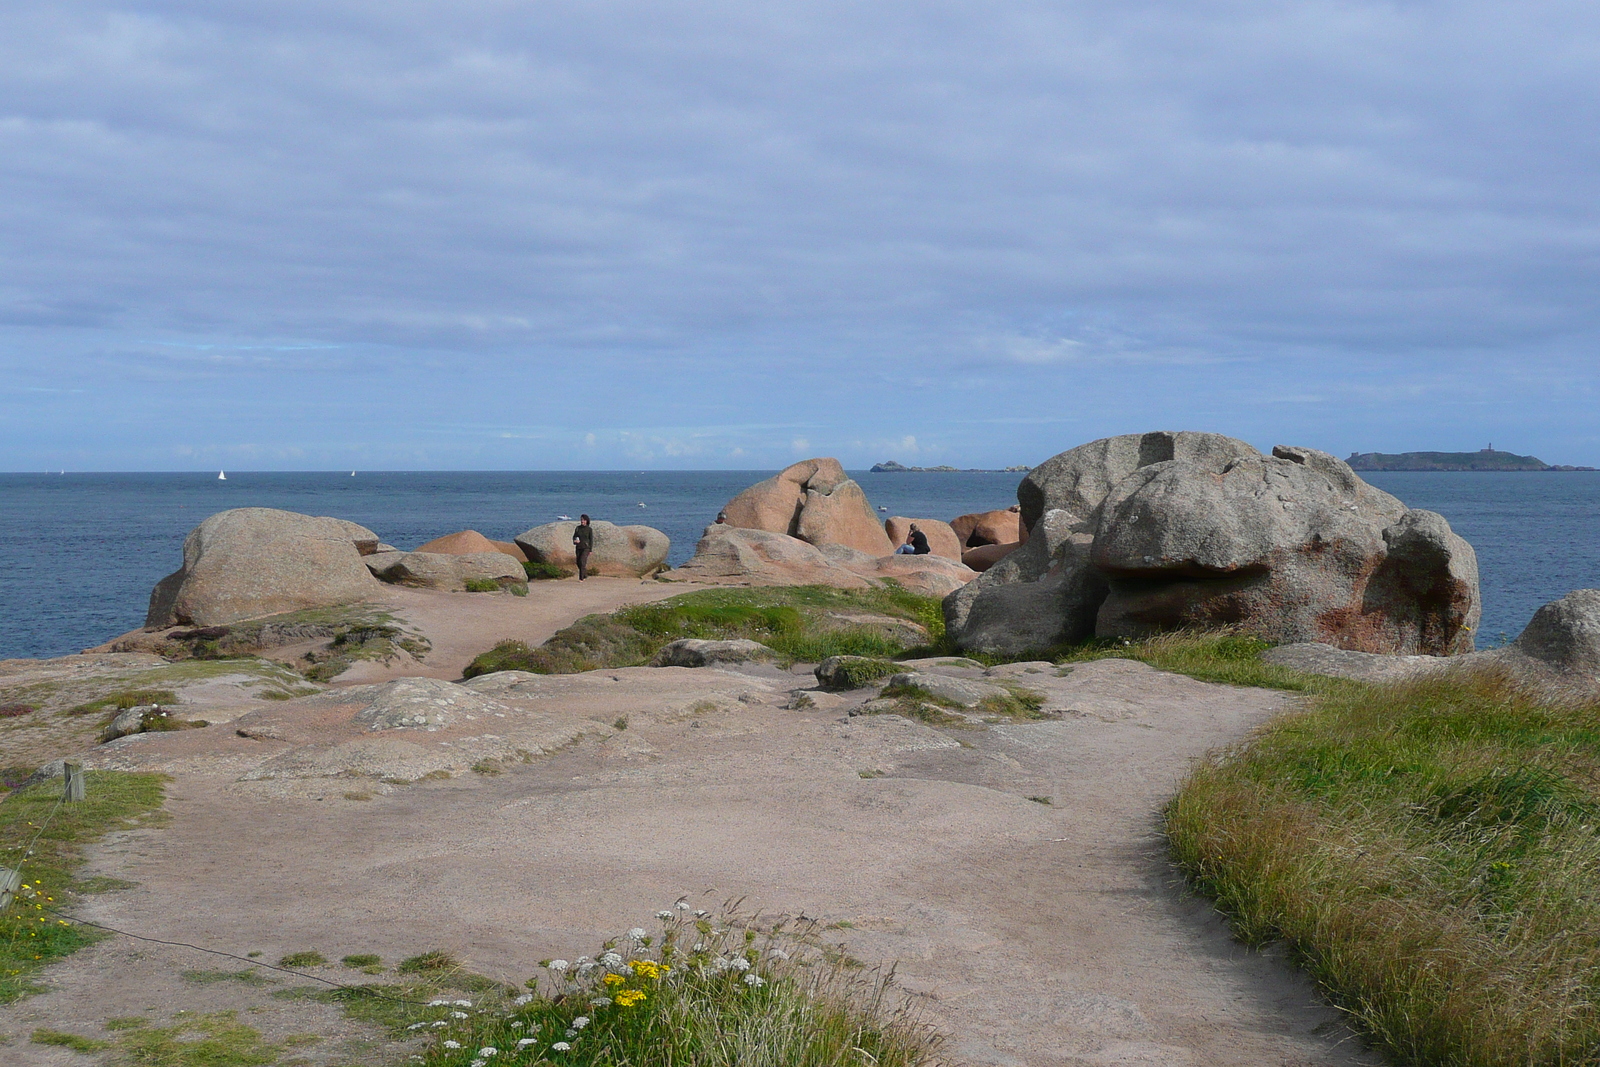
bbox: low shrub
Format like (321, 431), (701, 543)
(1168, 666), (1600, 1063)
(523, 560), (570, 581)
(0, 703), (36, 718)
(463, 578), (503, 593)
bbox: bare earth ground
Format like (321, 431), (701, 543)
(1, 579), (1380, 1066)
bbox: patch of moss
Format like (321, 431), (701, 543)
(32, 1028), (111, 1052)
(180, 968), (278, 987)
(109, 1010), (283, 1067)
(341, 953), (381, 969)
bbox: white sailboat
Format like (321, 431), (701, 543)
(218, 471), (226, 480)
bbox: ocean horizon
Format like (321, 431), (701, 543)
(2, 469), (1597, 661)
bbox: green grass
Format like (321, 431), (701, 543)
(107, 1010), (284, 1067)
(31, 1027), (111, 1052)
(342, 953), (382, 969)
(1167, 665), (1600, 1065)
(278, 951), (326, 969)
(405, 906), (936, 1067)
(464, 578), (528, 594)
(464, 586), (944, 678)
(0, 771), (168, 1002)
(68, 688), (179, 716)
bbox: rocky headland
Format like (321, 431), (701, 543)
(4, 435), (1599, 1066)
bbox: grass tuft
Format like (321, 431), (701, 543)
(278, 951), (327, 969)
(402, 903), (937, 1067)
(31, 1028), (111, 1052)
(398, 950), (460, 974)
(523, 559), (570, 581)
(1168, 665), (1600, 1064)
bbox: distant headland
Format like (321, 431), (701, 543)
(1347, 447), (1596, 472)
(870, 461), (1032, 473)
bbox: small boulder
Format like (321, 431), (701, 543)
(884, 517), (963, 560)
(514, 521), (669, 578)
(814, 655), (901, 689)
(649, 639), (777, 668)
(951, 507), (1025, 548)
(146, 508), (382, 628)
(103, 705), (154, 742)
(1509, 589), (1600, 675)
(366, 551), (526, 591)
(961, 542), (1022, 572)
(666, 525), (874, 588)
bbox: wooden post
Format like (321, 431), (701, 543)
(0, 867), (19, 910)
(62, 761), (85, 802)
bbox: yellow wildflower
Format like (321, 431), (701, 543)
(614, 989), (647, 1007)
(603, 973), (626, 986)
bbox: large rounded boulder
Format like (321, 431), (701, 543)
(946, 432), (1480, 656)
(146, 508), (382, 628)
(722, 458), (893, 556)
(514, 521), (669, 578)
(365, 551), (526, 591)
(415, 529), (527, 561)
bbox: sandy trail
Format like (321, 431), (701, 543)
(2, 654), (1379, 1066)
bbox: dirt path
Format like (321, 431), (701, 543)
(1, 657), (1379, 1066)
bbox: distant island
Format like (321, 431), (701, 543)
(1347, 447), (1595, 472)
(871, 461), (1033, 473)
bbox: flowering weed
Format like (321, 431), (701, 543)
(408, 902), (938, 1067)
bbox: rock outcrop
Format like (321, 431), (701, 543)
(947, 432), (1480, 656)
(668, 524), (976, 597)
(1500, 589), (1600, 678)
(961, 542), (1022, 572)
(722, 458), (893, 556)
(884, 517), (963, 560)
(951, 507), (1025, 548)
(415, 530), (527, 561)
(514, 521), (669, 578)
(364, 551), (526, 591)
(146, 508), (383, 628)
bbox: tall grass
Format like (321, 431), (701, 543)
(1168, 666), (1600, 1065)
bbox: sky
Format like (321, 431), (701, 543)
(2, 1), (1598, 471)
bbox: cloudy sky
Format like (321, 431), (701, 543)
(2, 0), (1597, 470)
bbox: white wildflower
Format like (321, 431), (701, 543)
(454, 1000), (473, 1007)
(443, 1041), (462, 1049)
(575, 956), (591, 965)
(407, 1022), (425, 1031)
(432, 1021), (447, 1028)
(589, 997), (610, 1008)
(656, 910), (674, 920)
(710, 957), (732, 973)
(730, 957), (751, 972)
(675, 901), (690, 910)
(479, 1048), (498, 1056)
(694, 909), (708, 918)
(510, 1021), (523, 1028)
(565, 1029), (576, 1038)
(599, 952), (622, 967)
(518, 1038), (537, 1047)
(451, 1011), (469, 1019)
(552, 1042), (572, 1052)
(427, 998), (450, 1006)
(547, 959), (569, 972)
(471, 1061), (485, 1067)
(513, 994), (533, 1006)
(572, 1017), (590, 1029)
(627, 928), (647, 940)
(744, 973), (766, 987)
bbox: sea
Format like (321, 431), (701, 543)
(1, 470), (1596, 661)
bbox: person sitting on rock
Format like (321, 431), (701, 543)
(572, 515), (594, 580)
(895, 524), (931, 555)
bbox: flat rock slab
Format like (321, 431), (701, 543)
(887, 671), (1009, 708)
(1261, 642), (1450, 682)
(649, 638), (776, 667)
(2, 658), (1378, 1067)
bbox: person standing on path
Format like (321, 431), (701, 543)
(572, 514), (594, 580)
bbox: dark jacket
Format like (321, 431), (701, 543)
(909, 529), (931, 554)
(573, 524), (594, 552)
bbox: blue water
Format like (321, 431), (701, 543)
(0, 470), (1595, 660)
(0, 470), (1022, 660)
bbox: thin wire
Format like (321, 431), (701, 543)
(34, 902), (446, 1009)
